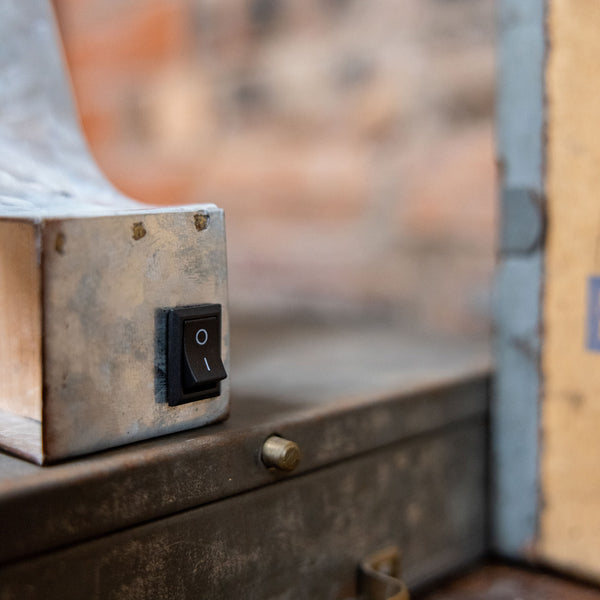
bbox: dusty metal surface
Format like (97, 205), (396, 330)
(0, 206), (230, 464)
(0, 363), (488, 565)
(40, 209), (230, 460)
(231, 320), (491, 404)
(0, 422), (486, 599)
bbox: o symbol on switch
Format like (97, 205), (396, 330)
(195, 329), (208, 345)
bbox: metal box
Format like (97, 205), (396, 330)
(0, 0), (230, 464)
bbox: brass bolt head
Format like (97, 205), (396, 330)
(261, 435), (301, 472)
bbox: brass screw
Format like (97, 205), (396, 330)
(261, 435), (301, 472)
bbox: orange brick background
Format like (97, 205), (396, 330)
(52, 0), (496, 335)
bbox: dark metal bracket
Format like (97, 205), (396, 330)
(358, 546), (410, 600)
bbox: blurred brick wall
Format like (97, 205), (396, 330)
(52, 0), (496, 336)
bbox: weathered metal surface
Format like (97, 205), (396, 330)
(0, 0), (134, 216)
(0, 206), (230, 464)
(0, 422), (486, 600)
(494, 0), (546, 557)
(41, 209), (230, 460)
(0, 365), (488, 565)
(0, 0), (230, 462)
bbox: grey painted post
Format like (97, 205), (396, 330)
(493, 0), (546, 555)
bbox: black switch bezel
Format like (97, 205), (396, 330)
(167, 304), (224, 406)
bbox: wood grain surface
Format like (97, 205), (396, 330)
(541, 0), (600, 579)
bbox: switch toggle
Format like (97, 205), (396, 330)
(182, 317), (227, 392)
(166, 304), (227, 406)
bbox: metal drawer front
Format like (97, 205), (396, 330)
(0, 420), (485, 600)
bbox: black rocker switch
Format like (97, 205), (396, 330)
(182, 317), (227, 390)
(167, 305), (227, 406)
